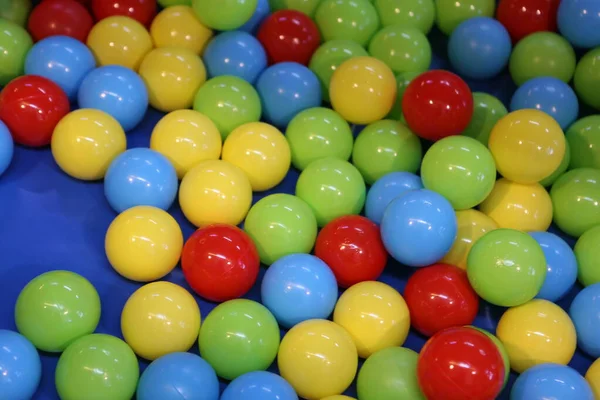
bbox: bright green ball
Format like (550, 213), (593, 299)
(374, 0), (435, 34)
(468, 326), (510, 387)
(158, 0), (192, 6)
(192, 0), (257, 30)
(434, 0), (495, 35)
(387, 70), (422, 120)
(368, 25), (431, 75)
(566, 115), (600, 169)
(509, 32), (576, 86)
(575, 225), (600, 287)
(540, 140), (570, 187)
(0, 0), (31, 26)
(574, 48), (600, 111)
(199, 299), (280, 380)
(315, 0), (380, 47)
(0, 18), (32, 86)
(462, 92), (507, 147)
(15, 270), (101, 352)
(467, 229), (547, 307)
(352, 120), (422, 184)
(268, 0), (323, 17)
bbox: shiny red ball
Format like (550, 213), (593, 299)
(418, 327), (505, 400)
(182, 224), (260, 303)
(404, 263), (479, 337)
(28, 0), (94, 43)
(91, 0), (157, 26)
(315, 215), (388, 288)
(0, 75), (70, 147)
(496, 0), (560, 43)
(257, 10), (321, 65)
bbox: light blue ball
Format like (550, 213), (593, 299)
(381, 189), (457, 267)
(365, 172), (424, 225)
(239, 0), (271, 34)
(136, 352), (219, 400)
(261, 253), (338, 328)
(221, 371), (298, 400)
(511, 363), (594, 400)
(510, 77), (579, 130)
(0, 330), (42, 400)
(558, 0), (600, 49)
(78, 65), (148, 132)
(24, 35), (96, 100)
(570, 283), (600, 358)
(0, 121), (14, 177)
(448, 17), (512, 80)
(104, 148), (178, 214)
(256, 62), (322, 129)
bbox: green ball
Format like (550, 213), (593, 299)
(286, 107), (354, 170)
(352, 119), (422, 184)
(368, 25), (431, 75)
(0, 18), (32, 86)
(467, 229), (547, 307)
(468, 326), (510, 387)
(509, 32), (576, 86)
(199, 299), (280, 380)
(309, 39), (369, 102)
(434, 0), (495, 35)
(193, 76), (262, 140)
(566, 115), (600, 169)
(315, 0), (380, 47)
(192, 0), (257, 30)
(357, 347), (425, 400)
(574, 48), (600, 111)
(374, 0), (435, 34)
(0, 0), (31, 26)
(243, 193), (318, 265)
(55, 334), (139, 400)
(268, 0), (323, 17)
(387, 70), (422, 120)
(550, 168), (600, 238)
(575, 225), (600, 287)
(296, 157), (366, 227)
(462, 92), (507, 147)
(15, 270), (101, 352)
(421, 135), (496, 210)
(158, 0), (192, 6)
(539, 139), (570, 187)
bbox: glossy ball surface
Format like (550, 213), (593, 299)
(496, 0), (560, 43)
(0, 18), (32, 86)
(374, 0), (435, 33)
(557, 0), (600, 49)
(586, 359), (600, 399)
(221, 371), (298, 400)
(367, 25), (431, 75)
(512, 363), (594, 400)
(0, 121), (13, 177)
(364, 171), (423, 225)
(150, 5), (213, 55)
(576, 225), (600, 287)
(92, 0), (156, 26)
(570, 283), (600, 358)
(462, 92), (508, 146)
(315, 0), (380, 46)
(27, 0), (93, 43)
(0, 330), (42, 400)
(574, 48), (600, 111)
(566, 116), (600, 170)
(435, 0), (495, 35)
(191, 0), (257, 31)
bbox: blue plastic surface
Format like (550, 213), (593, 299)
(365, 171), (423, 225)
(221, 371), (298, 400)
(570, 283), (600, 359)
(0, 329), (42, 400)
(557, 0), (600, 49)
(0, 120), (13, 177)
(511, 363), (595, 400)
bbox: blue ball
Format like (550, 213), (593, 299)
(203, 31), (268, 84)
(365, 172), (424, 225)
(510, 77), (579, 130)
(380, 189), (457, 267)
(256, 62), (322, 128)
(511, 363), (594, 400)
(448, 17), (512, 80)
(0, 121), (14, 177)
(239, 0), (271, 34)
(261, 253), (338, 328)
(104, 148), (178, 213)
(570, 283), (600, 358)
(221, 371), (298, 400)
(24, 35), (96, 100)
(78, 65), (148, 132)
(0, 330), (42, 400)
(136, 352), (219, 400)
(558, 0), (600, 49)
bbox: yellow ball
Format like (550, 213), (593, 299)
(51, 109), (126, 181)
(121, 281), (201, 361)
(441, 209), (498, 270)
(105, 206), (183, 282)
(496, 299), (576, 374)
(479, 178), (553, 232)
(150, 5), (213, 55)
(179, 159), (252, 227)
(139, 47), (207, 112)
(150, 110), (222, 179)
(586, 358), (600, 399)
(87, 16), (153, 71)
(321, 396), (356, 400)
(329, 56), (397, 125)
(333, 281), (410, 359)
(221, 122), (291, 192)
(488, 109), (565, 184)
(278, 319), (358, 400)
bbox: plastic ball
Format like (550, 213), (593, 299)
(434, 0), (495, 35)
(0, 19), (31, 87)
(278, 319), (358, 399)
(239, 0), (271, 33)
(179, 160), (252, 227)
(121, 281), (201, 361)
(496, 0), (560, 43)
(512, 363), (594, 400)
(182, 224), (260, 302)
(78, 65), (149, 132)
(574, 48), (600, 111)
(105, 206), (183, 282)
(51, 109), (127, 181)
(558, 0), (600, 49)
(496, 299), (577, 373)
(322, 397), (355, 400)
(296, 158), (366, 227)
(92, 0), (156, 27)
(86, 16), (153, 71)
(136, 352), (219, 400)
(159, 0), (192, 6)
(387, 70), (421, 120)
(586, 359), (600, 399)
(221, 371), (298, 400)
(0, 330), (41, 400)
(380, 188), (457, 267)
(374, 0), (435, 33)
(27, 0), (93, 43)
(368, 25), (431, 75)
(315, 0), (379, 46)
(402, 70), (473, 141)
(150, 5), (213, 55)
(576, 225), (600, 287)
(539, 139), (571, 187)
(462, 92), (508, 146)
(566, 116), (600, 170)
(191, 0), (257, 30)
(364, 171), (423, 225)
(268, 0), (321, 17)
(202, 30), (267, 84)
(469, 326), (511, 387)
(199, 299), (280, 380)
(0, 121), (14, 177)
(569, 283), (600, 358)
(15, 270), (101, 352)
(221, 122), (291, 191)
(0, 0), (31, 26)
(193, 75), (262, 140)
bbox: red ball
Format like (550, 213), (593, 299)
(402, 70), (474, 142)
(91, 0), (157, 27)
(418, 327), (505, 400)
(496, 0), (560, 43)
(0, 75), (70, 147)
(404, 263), (479, 337)
(28, 0), (94, 43)
(182, 224), (260, 303)
(314, 215), (388, 288)
(257, 10), (321, 65)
